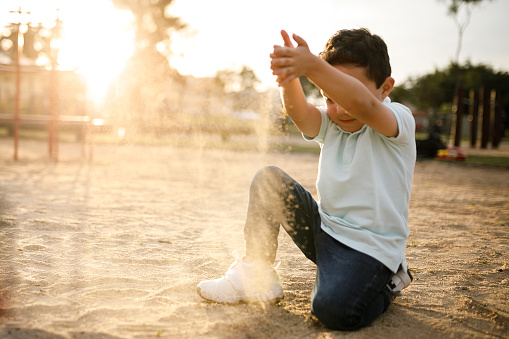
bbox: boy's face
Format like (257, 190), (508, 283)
(323, 64), (387, 133)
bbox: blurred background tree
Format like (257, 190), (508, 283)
(0, 23), (52, 64)
(391, 0), (507, 143)
(215, 65), (261, 112)
(109, 0), (186, 131)
(391, 62), (509, 138)
(392, 63), (509, 110)
(111, 0), (185, 70)
(215, 65), (260, 93)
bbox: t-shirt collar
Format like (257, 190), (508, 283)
(336, 123), (368, 135)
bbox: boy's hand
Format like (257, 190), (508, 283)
(270, 30), (315, 87)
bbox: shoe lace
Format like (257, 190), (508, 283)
(228, 250), (281, 271)
(227, 250), (243, 271)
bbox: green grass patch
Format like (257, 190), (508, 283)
(271, 142), (320, 154)
(0, 127), (79, 142)
(464, 155), (509, 168)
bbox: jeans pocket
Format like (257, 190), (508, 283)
(314, 227), (328, 246)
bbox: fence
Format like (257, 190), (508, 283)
(452, 87), (503, 149)
(0, 64), (96, 162)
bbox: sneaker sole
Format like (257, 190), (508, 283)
(197, 286), (283, 304)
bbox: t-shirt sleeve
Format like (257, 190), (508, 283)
(302, 106), (329, 144)
(385, 102), (416, 144)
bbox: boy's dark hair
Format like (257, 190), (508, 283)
(319, 28), (391, 88)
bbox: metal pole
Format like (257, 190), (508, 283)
(49, 9), (61, 162)
(9, 6), (29, 161)
(14, 19), (20, 161)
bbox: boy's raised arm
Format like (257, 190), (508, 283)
(272, 31), (398, 138)
(271, 31), (322, 138)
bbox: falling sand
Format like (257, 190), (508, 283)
(0, 138), (508, 338)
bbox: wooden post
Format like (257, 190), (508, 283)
(14, 21), (20, 161)
(9, 6), (30, 161)
(49, 64), (61, 162)
(469, 89), (479, 148)
(492, 91), (503, 149)
(454, 87), (464, 147)
(81, 117), (87, 159)
(88, 122), (93, 164)
(48, 10), (61, 162)
(480, 87), (491, 149)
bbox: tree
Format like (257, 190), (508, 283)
(391, 62), (509, 135)
(111, 0), (184, 63)
(215, 66), (260, 93)
(0, 23), (52, 64)
(109, 0), (186, 130)
(439, 0), (491, 64)
(393, 62), (509, 109)
(215, 66), (262, 112)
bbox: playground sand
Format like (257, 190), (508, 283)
(0, 138), (508, 338)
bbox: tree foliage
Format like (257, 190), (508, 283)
(108, 0), (186, 127)
(0, 23), (52, 64)
(214, 66), (262, 112)
(392, 62), (509, 114)
(110, 0), (186, 83)
(215, 66), (260, 93)
(111, 0), (184, 59)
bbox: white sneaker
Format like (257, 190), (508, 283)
(197, 251), (283, 303)
(388, 268), (413, 296)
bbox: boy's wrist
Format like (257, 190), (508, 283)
(303, 56), (331, 85)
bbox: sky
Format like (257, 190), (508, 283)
(1, 0), (508, 97)
(169, 0), (509, 89)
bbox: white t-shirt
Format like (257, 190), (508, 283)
(305, 99), (416, 273)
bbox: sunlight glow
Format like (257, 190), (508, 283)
(167, 0), (344, 89)
(168, 0), (254, 79)
(57, 1), (134, 107)
(2, 0), (135, 107)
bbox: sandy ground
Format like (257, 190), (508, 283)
(0, 136), (508, 339)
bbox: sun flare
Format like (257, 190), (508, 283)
(2, 0), (135, 107)
(57, 1), (134, 106)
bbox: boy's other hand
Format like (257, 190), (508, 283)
(281, 30), (294, 48)
(270, 30), (314, 87)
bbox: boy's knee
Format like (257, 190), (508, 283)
(251, 166), (284, 188)
(255, 166), (283, 179)
(311, 295), (363, 331)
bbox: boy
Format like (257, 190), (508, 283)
(197, 28), (415, 331)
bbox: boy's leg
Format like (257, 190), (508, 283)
(242, 167), (397, 329)
(310, 232), (394, 331)
(244, 166), (320, 266)
(242, 166), (393, 330)
(197, 166), (318, 303)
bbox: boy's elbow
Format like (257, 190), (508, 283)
(359, 103), (399, 137)
(293, 119), (320, 139)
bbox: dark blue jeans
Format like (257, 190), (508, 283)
(244, 166), (394, 330)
